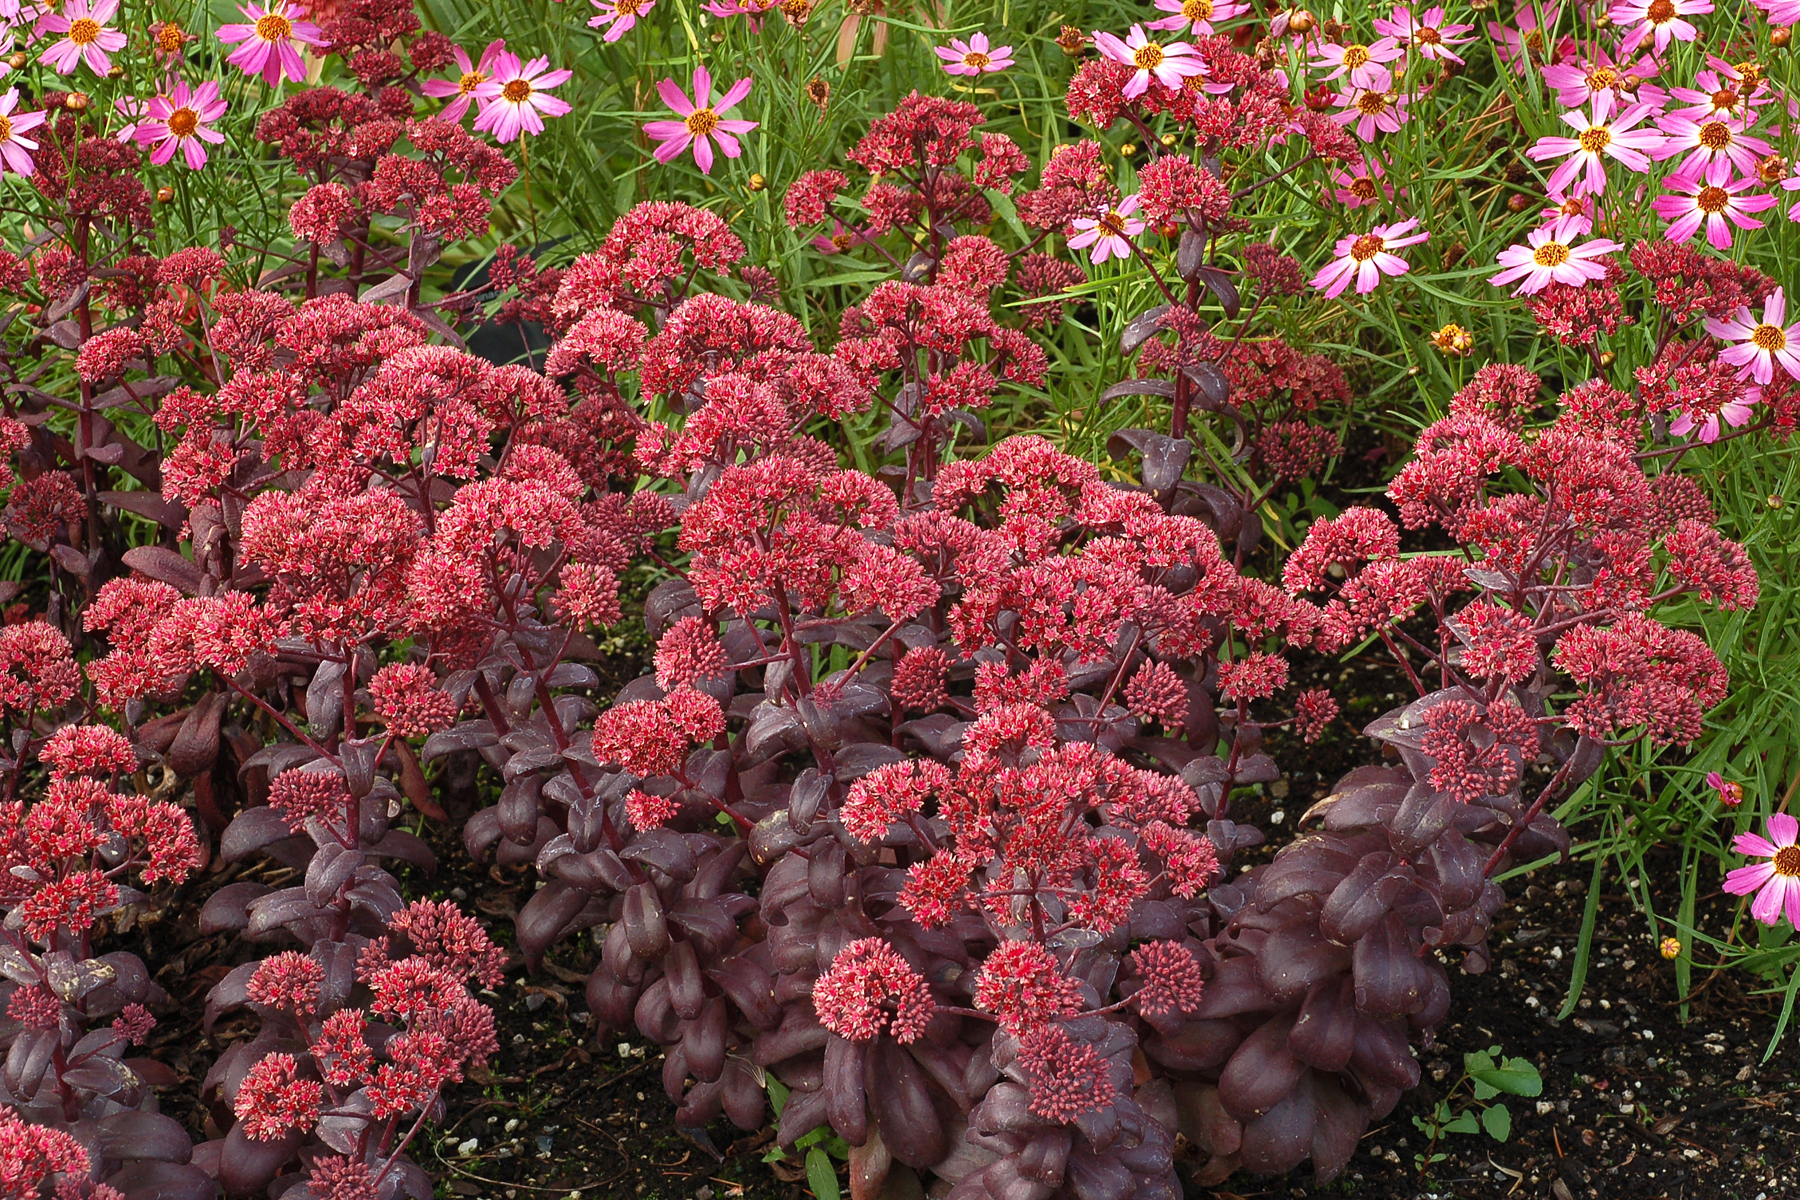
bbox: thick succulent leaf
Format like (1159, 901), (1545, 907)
(1216, 1013), (1303, 1121)
(1351, 913), (1432, 1017)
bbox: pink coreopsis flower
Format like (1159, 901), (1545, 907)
(1525, 102), (1664, 199)
(135, 81), (227, 170)
(0, 88), (45, 176)
(643, 66), (756, 174)
(1488, 0), (1564, 72)
(1707, 770), (1745, 807)
(1310, 217), (1427, 298)
(1330, 155), (1395, 206)
(1067, 194), (1144, 264)
(1149, 0), (1249, 36)
(1706, 286), (1800, 385)
(1092, 25), (1205, 100)
(1331, 85), (1411, 141)
(1724, 813), (1800, 926)
(1651, 160), (1775, 250)
(1489, 218), (1622, 295)
(1653, 114), (1771, 180)
(473, 52), (573, 142)
(421, 39), (506, 124)
(1540, 50), (1662, 121)
(217, 2), (323, 87)
(1311, 35), (1404, 90)
(1668, 63), (1772, 121)
(934, 32), (1014, 75)
(1373, 5), (1475, 63)
(812, 220), (867, 254)
(1610, 0), (1712, 54)
(1670, 385), (1755, 442)
(112, 95), (146, 143)
(587, 0), (654, 42)
(37, 0), (125, 75)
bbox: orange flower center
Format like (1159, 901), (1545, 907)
(1699, 121), (1732, 149)
(685, 107), (719, 136)
(166, 107), (199, 137)
(1523, 29), (1545, 55)
(1647, 0), (1675, 20)
(1776, 845), (1800, 876)
(1350, 176), (1378, 199)
(831, 233), (854, 250)
(1712, 88), (1740, 111)
(1736, 60), (1763, 87)
(1356, 91), (1389, 114)
(1349, 233), (1384, 261)
(1533, 241), (1571, 267)
(255, 13), (292, 41)
(68, 17), (101, 45)
(1579, 126), (1611, 153)
(1753, 323), (1787, 351)
(502, 79), (532, 103)
(1695, 185), (1729, 213)
(1588, 66), (1619, 89)
(1097, 209), (1130, 235)
(458, 70), (485, 94)
(962, 51), (990, 68)
(1134, 42), (1166, 69)
(1416, 25), (1441, 43)
(1341, 43), (1371, 68)
(616, 0), (643, 12)
(1183, 0), (1214, 19)
(155, 23), (184, 52)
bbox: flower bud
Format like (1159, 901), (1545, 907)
(65, 93), (89, 112)
(1660, 937), (1681, 960)
(1773, 26), (1792, 48)
(1506, 193), (1533, 212)
(747, 173), (766, 192)
(6, 53), (23, 70)
(156, 186), (174, 203)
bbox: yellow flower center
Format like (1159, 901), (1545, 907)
(616, 0), (643, 12)
(0, 114), (13, 141)
(255, 13), (292, 41)
(1753, 323), (1787, 351)
(1588, 66), (1619, 89)
(1097, 209), (1130, 235)
(1341, 43), (1371, 69)
(1356, 91), (1389, 114)
(1647, 0), (1675, 21)
(685, 107), (719, 136)
(1134, 42), (1166, 70)
(166, 107), (198, 137)
(458, 70), (485, 94)
(1349, 233), (1384, 261)
(68, 17), (101, 45)
(831, 233), (854, 250)
(1349, 176), (1378, 199)
(1699, 121), (1732, 150)
(1182, 0), (1214, 19)
(963, 51), (991, 68)
(502, 79), (532, 103)
(155, 22), (183, 52)
(1579, 126), (1611, 153)
(1523, 29), (1545, 55)
(1695, 185), (1729, 213)
(1775, 844), (1800, 876)
(1533, 241), (1571, 267)
(1736, 60), (1763, 87)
